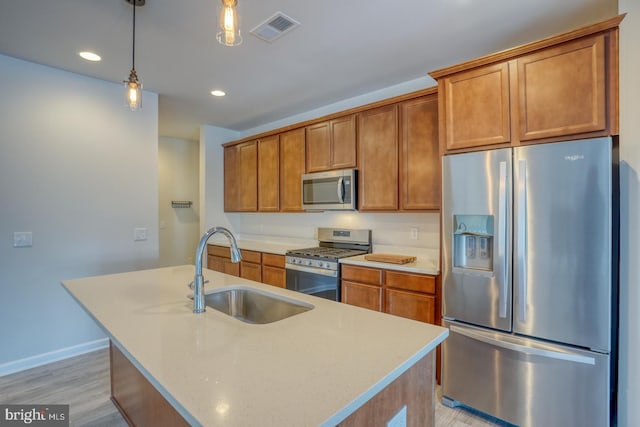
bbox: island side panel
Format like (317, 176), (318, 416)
(110, 342), (190, 427)
(337, 351), (435, 427)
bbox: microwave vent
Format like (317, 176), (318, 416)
(250, 12), (300, 43)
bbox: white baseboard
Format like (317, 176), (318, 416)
(0, 338), (109, 377)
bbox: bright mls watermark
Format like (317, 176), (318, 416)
(0, 405), (69, 426)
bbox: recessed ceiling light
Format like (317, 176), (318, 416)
(79, 51), (101, 62)
(211, 90), (226, 97)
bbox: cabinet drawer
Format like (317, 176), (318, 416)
(208, 244), (231, 258)
(240, 249), (261, 264)
(385, 271), (435, 294)
(341, 281), (382, 311)
(385, 289), (435, 324)
(262, 253), (285, 268)
(341, 265), (383, 286)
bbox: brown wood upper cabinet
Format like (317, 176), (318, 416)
(224, 141), (257, 211)
(430, 16), (622, 153)
(305, 115), (357, 173)
(257, 135), (279, 212)
(357, 105), (399, 211)
(399, 95), (440, 210)
(279, 128), (306, 212)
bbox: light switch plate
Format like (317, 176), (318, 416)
(13, 231), (33, 247)
(134, 227), (148, 241)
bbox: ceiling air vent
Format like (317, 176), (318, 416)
(250, 12), (300, 43)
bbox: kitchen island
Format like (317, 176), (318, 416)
(62, 265), (447, 426)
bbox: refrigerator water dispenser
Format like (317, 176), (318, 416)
(453, 215), (493, 271)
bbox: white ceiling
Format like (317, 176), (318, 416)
(0, 0), (618, 140)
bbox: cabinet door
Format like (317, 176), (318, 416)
(223, 145), (239, 211)
(305, 122), (331, 173)
(223, 260), (240, 277)
(240, 262), (262, 282)
(441, 62), (511, 150)
(207, 255), (225, 273)
(385, 288), (435, 324)
(399, 95), (440, 210)
(358, 105), (399, 211)
(262, 265), (285, 288)
(516, 35), (607, 141)
(279, 128), (306, 212)
(224, 141), (257, 211)
(330, 115), (356, 169)
(258, 135), (280, 212)
(237, 142), (258, 211)
(341, 281), (382, 311)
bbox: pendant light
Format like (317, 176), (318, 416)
(124, 0), (144, 110)
(217, 0), (242, 47)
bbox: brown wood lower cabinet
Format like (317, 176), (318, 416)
(207, 245), (286, 288)
(110, 343), (189, 427)
(341, 265), (438, 326)
(240, 249), (262, 282)
(261, 253), (286, 288)
(341, 281), (382, 311)
(111, 340), (435, 427)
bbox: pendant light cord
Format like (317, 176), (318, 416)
(132, 1), (136, 70)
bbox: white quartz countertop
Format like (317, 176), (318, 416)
(62, 266), (447, 427)
(340, 254), (440, 275)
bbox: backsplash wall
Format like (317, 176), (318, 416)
(227, 212), (440, 252)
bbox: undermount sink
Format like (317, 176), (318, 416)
(204, 286), (313, 324)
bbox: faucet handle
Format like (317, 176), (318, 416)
(187, 279), (209, 290)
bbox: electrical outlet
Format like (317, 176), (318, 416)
(13, 231), (32, 247)
(134, 227), (148, 241)
(410, 227), (419, 240)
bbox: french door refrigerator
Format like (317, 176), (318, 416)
(441, 137), (618, 427)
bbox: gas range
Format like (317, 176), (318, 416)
(285, 228), (372, 301)
(286, 247), (369, 271)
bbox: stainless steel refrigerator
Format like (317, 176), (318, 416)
(441, 137), (618, 426)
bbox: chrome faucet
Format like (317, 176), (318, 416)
(193, 226), (242, 313)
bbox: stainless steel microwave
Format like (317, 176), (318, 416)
(302, 169), (357, 211)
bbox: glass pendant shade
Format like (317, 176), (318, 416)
(124, 69), (142, 111)
(217, 0), (242, 46)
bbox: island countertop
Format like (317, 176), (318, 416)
(62, 265), (447, 426)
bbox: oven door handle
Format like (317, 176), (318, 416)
(285, 263), (338, 277)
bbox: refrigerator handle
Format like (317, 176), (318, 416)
(498, 161), (508, 318)
(517, 159), (528, 323)
(450, 325), (596, 365)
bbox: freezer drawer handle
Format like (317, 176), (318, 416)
(517, 159), (528, 323)
(450, 325), (595, 365)
(498, 161), (508, 318)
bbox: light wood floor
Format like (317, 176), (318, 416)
(0, 349), (501, 426)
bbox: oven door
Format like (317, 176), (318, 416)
(285, 264), (339, 301)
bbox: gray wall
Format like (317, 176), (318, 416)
(617, 1), (640, 425)
(0, 54), (159, 371)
